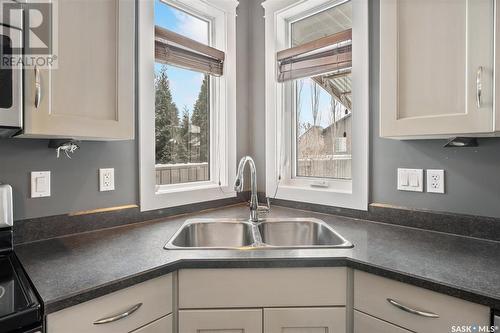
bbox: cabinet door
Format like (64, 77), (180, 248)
(354, 310), (411, 333)
(264, 307), (345, 333)
(354, 270), (490, 333)
(23, 0), (134, 140)
(380, 0), (494, 137)
(130, 314), (172, 333)
(179, 309), (262, 333)
(46, 274), (172, 333)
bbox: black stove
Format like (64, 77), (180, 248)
(0, 229), (41, 333)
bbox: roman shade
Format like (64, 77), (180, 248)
(155, 25), (225, 76)
(277, 29), (352, 82)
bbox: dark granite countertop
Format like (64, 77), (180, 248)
(14, 204), (500, 314)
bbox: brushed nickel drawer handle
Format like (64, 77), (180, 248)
(476, 66), (483, 108)
(387, 298), (439, 318)
(34, 66), (41, 109)
(93, 302), (143, 325)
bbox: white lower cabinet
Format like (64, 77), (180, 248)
(177, 268), (347, 333)
(264, 307), (346, 333)
(46, 274), (173, 333)
(178, 268), (347, 308)
(178, 309), (262, 333)
(131, 314), (173, 333)
(354, 310), (411, 333)
(354, 270), (490, 333)
(45, 268), (492, 333)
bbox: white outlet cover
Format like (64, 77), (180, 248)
(426, 169), (445, 194)
(99, 168), (115, 192)
(397, 168), (423, 192)
(31, 171), (51, 198)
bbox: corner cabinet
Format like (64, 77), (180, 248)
(178, 268), (348, 333)
(22, 0), (135, 140)
(379, 0), (498, 139)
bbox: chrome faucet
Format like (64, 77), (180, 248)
(234, 156), (270, 222)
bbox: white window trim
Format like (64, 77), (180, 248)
(139, 0), (238, 211)
(263, 0), (369, 210)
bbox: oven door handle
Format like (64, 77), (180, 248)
(34, 66), (41, 109)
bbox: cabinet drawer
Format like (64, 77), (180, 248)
(131, 314), (172, 333)
(179, 309), (262, 333)
(354, 270), (490, 333)
(264, 307), (346, 333)
(47, 274), (173, 333)
(179, 268), (346, 308)
(354, 310), (411, 333)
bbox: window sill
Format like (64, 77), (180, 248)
(270, 182), (367, 211)
(142, 183), (236, 212)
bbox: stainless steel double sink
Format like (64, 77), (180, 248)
(164, 218), (353, 250)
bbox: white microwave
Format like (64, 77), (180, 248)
(0, 0), (23, 138)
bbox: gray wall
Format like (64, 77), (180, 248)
(0, 3), (251, 221)
(248, 0), (266, 191)
(247, 0), (500, 218)
(0, 140), (138, 220)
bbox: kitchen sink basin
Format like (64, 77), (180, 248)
(258, 219), (353, 248)
(164, 218), (353, 250)
(165, 219), (255, 249)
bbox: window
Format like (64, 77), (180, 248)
(264, 0), (368, 210)
(291, 3), (352, 180)
(154, 2), (211, 186)
(139, 0), (238, 211)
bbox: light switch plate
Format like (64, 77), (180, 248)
(99, 168), (115, 192)
(427, 169), (445, 193)
(397, 168), (423, 192)
(31, 171), (51, 198)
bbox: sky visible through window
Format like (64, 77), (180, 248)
(296, 78), (337, 136)
(154, 0), (209, 115)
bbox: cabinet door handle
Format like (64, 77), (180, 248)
(34, 66), (41, 109)
(387, 298), (439, 318)
(93, 302), (143, 325)
(476, 66), (483, 108)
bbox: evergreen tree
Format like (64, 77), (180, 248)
(155, 66), (180, 164)
(191, 75), (209, 163)
(176, 106), (190, 163)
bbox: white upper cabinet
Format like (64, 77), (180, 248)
(22, 0), (135, 140)
(380, 0), (496, 138)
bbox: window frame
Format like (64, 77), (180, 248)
(263, 0), (369, 210)
(139, 0), (238, 211)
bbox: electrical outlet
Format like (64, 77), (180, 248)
(99, 168), (115, 192)
(426, 169), (445, 194)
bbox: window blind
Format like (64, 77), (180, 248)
(155, 25), (225, 76)
(277, 29), (352, 82)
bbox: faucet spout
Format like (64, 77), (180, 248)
(234, 156), (266, 222)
